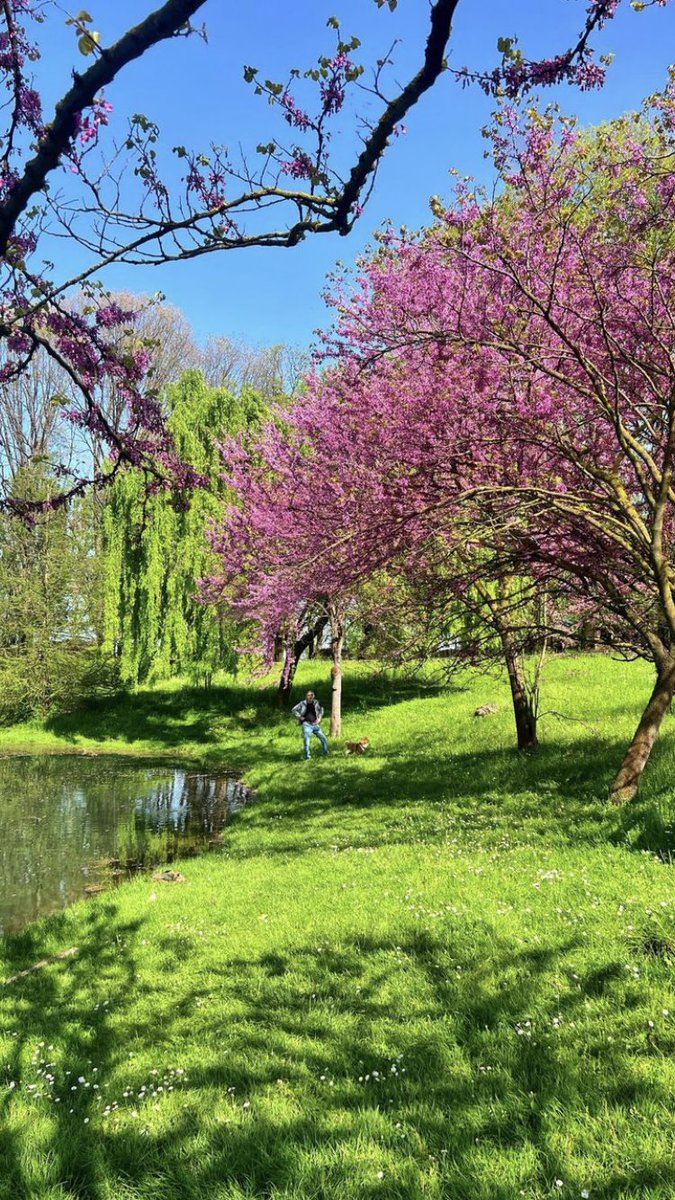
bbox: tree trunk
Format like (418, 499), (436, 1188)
(328, 603), (345, 738)
(277, 615), (328, 706)
(500, 633), (538, 751)
(278, 649), (299, 707)
(610, 658), (675, 804)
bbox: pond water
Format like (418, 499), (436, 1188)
(0, 755), (250, 935)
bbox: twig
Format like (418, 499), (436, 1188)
(538, 710), (593, 728)
(2, 946), (78, 986)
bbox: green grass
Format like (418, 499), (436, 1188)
(1, 654), (675, 1199)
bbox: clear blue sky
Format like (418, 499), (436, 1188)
(41, 0), (675, 350)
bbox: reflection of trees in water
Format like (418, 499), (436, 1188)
(132, 772), (244, 834)
(0, 758), (246, 934)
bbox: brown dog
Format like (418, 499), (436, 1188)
(344, 738), (369, 755)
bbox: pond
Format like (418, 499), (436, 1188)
(0, 755), (250, 935)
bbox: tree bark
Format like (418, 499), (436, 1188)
(500, 632), (538, 751)
(610, 658), (675, 804)
(278, 651), (298, 706)
(328, 603), (345, 738)
(277, 615), (328, 706)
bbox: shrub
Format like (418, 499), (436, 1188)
(0, 646), (123, 724)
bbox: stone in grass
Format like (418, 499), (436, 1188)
(474, 704), (498, 717)
(153, 870), (186, 884)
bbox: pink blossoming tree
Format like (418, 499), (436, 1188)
(0, 0), (659, 517)
(208, 335), (552, 746)
(345, 81), (675, 799)
(209, 72), (675, 801)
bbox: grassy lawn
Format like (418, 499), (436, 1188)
(1, 655), (675, 1199)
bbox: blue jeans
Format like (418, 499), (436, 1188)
(302, 721), (329, 758)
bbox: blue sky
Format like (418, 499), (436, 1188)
(40, 0), (675, 351)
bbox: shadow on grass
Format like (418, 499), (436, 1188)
(43, 670), (451, 754)
(220, 735), (675, 862)
(0, 903), (145, 1199)
(1, 912), (673, 1199)
(45, 684), (238, 752)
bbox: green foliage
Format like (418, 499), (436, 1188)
(65, 9), (100, 56)
(0, 647), (120, 725)
(573, 106), (675, 252)
(345, 572), (440, 661)
(490, 98), (675, 254)
(348, 566), (540, 667)
(0, 463), (115, 720)
(103, 370), (266, 685)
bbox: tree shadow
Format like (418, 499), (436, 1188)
(0, 902), (145, 1199)
(43, 669), (451, 755)
(45, 684), (234, 750)
(217, 731), (675, 862)
(1, 915), (672, 1198)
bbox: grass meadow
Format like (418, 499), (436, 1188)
(1, 654), (675, 1199)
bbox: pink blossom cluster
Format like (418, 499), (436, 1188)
(280, 92), (312, 132)
(0, 7), (44, 155)
(280, 152), (314, 180)
(455, 0), (668, 98)
(185, 159), (228, 209)
(319, 53), (352, 116)
(68, 97), (114, 173)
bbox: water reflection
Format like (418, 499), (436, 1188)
(0, 756), (250, 935)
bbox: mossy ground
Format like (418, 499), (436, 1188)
(1, 655), (674, 1199)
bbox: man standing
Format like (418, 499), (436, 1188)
(291, 690), (330, 760)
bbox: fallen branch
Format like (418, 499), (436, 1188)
(2, 946), (78, 985)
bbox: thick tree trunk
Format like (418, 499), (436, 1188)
(500, 633), (538, 751)
(610, 658), (675, 804)
(329, 605), (345, 738)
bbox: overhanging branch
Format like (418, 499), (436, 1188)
(0, 0), (209, 256)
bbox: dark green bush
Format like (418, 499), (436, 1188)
(0, 646), (123, 724)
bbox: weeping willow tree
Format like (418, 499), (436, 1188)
(103, 370), (265, 685)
